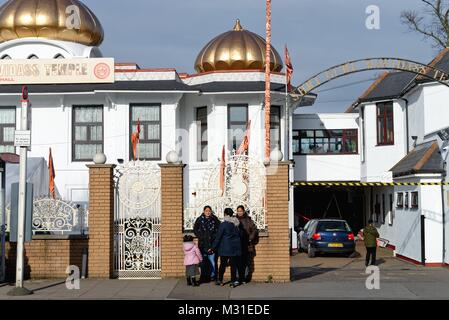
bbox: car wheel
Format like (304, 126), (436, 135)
(307, 244), (316, 258)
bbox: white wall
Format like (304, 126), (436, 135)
(1, 92), (183, 206)
(361, 100), (407, 182)
(292, 113), (360, 182)
(367, 186), (395, 245)
(375, 176), (444, 264)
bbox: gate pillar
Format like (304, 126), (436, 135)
(159, 163), (186, 278)
(253, 161), (291, 282)
(87, 164), (116, 278)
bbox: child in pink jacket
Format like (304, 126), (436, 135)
(183, 235), (203, 286)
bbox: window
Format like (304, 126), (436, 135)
(293, 129), (358, 155)
(396, 192), (404, 208)
(411, 192), (418, 208)
(0, 107), (16, 153)
(129, 104), (161, 160)
(72, 106), (103, 162)
(377, 102), (394, 145)
(196, 107), (208, 162)
(374, 194), (380, 222)
(382, 194), (386, 223)
(316, 221), (351, 232)
(228, 104), (248, 151)
(270, 106), (281, 152)
(293, 131), (300, 155)
(389, 194), (394, 226)
(404, 192), (409, 209)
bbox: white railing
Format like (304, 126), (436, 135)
(6, 197), (88, 236)
(184, 151), (267, 231)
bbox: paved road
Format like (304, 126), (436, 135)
(1, 242), (448, 300)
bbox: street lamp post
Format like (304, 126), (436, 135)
(7, 86), (32, 296)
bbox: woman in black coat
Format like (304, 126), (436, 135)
(212, 208), (242, 287)
(193, 206), (221, 282)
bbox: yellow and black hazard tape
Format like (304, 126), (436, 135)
(292, 182), (449, 187)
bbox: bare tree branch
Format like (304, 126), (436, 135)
(401, 0), (449, 49)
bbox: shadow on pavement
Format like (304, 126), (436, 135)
(290, 266), (339, 281)
(29, 280), (66, 292)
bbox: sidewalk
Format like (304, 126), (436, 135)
(1, 246), (449, 300)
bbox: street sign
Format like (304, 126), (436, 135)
(14, 130), (31, 148)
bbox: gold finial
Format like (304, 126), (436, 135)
(233, 19), (243, 31)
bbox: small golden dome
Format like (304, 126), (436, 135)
(194, 19), (283, 73)
(0, 0), (104, 46)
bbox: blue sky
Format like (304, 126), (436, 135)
(83, 0), (437, 112)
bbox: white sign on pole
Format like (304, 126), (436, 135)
(14, 130), (31, 148)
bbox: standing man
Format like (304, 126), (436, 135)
(363, 219), (380, 267)
(236, 205), (259, 283)
(193, 206), (221, 283)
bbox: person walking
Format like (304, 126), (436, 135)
(212, 208), (242, 288)
(363, 219), (380, 267)
(236, 205), (259, 283)
(193, 206), (221, 283)
(183, 235), (202, 286)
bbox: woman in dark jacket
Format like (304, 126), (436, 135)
(236, 205), (259, 283)
(212, 208), (242, 287)
(193, 206), (221, 282)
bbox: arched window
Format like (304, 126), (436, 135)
(54, 54), (65, 59)
(28, 54), (38, 59)
(1, 54), (11, 59)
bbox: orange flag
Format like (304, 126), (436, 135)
(131, 118), (141, 160)
(48, 148), (56, 199)
(237, 120), (251, 155)
(285, 45), (294, 92)
(219, 145), (226, 196)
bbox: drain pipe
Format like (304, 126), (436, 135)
(399, 98), (410, 154)
(441, 178), (446, 266)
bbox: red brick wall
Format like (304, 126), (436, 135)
(6, 238), (88, 280)
(252, 162), (291, 282)
(86, 164), (116, 278)
(160, 164), (186, 278)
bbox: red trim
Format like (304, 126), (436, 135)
(426, 263), (445, 267)
(396, 254), (422, 265)
(386, 244), (396, 251)
(396, 254), (444, 267)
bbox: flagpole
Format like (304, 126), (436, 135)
(264, 0), (272, 161)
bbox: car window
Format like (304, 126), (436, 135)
(316, 221), (351, 232)
(304, 221), (311, 231)
(308, 221), (317, 233)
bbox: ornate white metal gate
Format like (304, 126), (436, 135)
(185, 152), (267, 230)
(114, 161), (161, 279)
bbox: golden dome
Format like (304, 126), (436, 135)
(0, 0), (104, 46)
(194, 19), (283, 73)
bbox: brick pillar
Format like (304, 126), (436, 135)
(159, 164), (186, 278)
(253, 161), (291, 283)
(86, 164), (116, 278)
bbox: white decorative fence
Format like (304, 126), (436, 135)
(113, 160), (162, 279)
(184, 152), (267, 231)
(5, 197), (88, 235)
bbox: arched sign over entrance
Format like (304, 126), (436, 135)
(291, 58), (449, 99)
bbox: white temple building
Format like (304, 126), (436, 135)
(0, 0), (448, 267)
